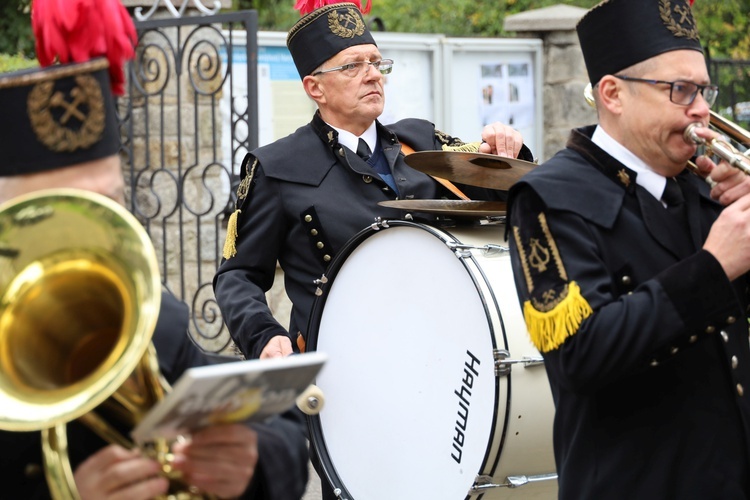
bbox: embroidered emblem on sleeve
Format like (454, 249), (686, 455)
(512, 211), (592, 353)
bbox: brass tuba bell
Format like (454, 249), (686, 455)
(0, 189), (196, 499)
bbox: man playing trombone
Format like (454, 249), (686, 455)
(508, 0), (750, 498)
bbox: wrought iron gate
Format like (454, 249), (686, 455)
(707, 55), (750, 130)
(119, 8), (258, 353)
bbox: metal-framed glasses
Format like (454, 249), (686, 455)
(312, 59), (394, 78)
(613, 75), (719, 107)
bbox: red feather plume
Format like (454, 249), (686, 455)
(31, 0), (137, 95)
(294, 0), (371, 17)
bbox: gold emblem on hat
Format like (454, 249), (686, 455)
(27, 74), (106, 153)
(328, 8), (365, 39)
(659, 0), (699, 41)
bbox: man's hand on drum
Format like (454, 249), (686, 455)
(479, 122), (524, 158)
(260, 334), (294, 359)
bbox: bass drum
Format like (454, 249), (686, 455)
(307, 220), (557, 500)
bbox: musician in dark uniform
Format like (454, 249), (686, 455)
(0, 54), (309, 500)
(213, 1), (534, 362)
(507, 0), (750, 498)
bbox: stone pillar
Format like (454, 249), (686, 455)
(504, 5), (596, 161)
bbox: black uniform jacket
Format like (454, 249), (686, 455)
(508, 126), (750, 500)
(0, 292), (309, 500)
(214, 112), (533, 359)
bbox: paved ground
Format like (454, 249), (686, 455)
(302, 461), (323, 500)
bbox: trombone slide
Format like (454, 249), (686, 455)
(684, 122), (750, 176)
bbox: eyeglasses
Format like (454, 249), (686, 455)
(613, 75), (719, 107)
(312, 59), (394, 78)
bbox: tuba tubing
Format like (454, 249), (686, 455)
(0, 189), (209, 499)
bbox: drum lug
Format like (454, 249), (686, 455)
(314, 274), (328, 296)
(370, 217), (390, 230)
(494, 349), (545, 376)
(470, 473), (558, 494)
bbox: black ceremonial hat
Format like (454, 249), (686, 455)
(0, 58), (119, 177)
(577, 0), (703, 85)
(287, 2), (377, 79)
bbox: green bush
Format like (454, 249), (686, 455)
(0, 53), (37, 72)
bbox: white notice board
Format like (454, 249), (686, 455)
(442, 37), (543, 161)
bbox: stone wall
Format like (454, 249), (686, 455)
(504, 4), (597, 160)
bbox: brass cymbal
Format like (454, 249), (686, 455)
(378, 199), (507, 217)
(405, 151), (536, 191)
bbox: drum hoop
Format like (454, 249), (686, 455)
(305, 219), (513, 497)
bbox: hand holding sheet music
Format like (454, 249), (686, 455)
(131, 352), (326, 445)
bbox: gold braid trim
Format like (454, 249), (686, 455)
(442, 141), (482, 153)
(523, 281), (593, 353)
(222, 158), (258, 260)
(222, 209), (241, 259)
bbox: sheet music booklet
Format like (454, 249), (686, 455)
(131, 351), (327, 445)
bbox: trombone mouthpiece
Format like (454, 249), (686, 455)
(684, 122), (705, 146)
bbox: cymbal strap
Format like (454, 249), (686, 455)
(400, 142), (471, 201)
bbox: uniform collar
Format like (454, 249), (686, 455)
(329, 121), (377, 155)
(591, 125), (666, 202)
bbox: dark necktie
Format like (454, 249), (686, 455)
(662, 177), (689, 232)
(356, 138), (398, 193)
(356, 138), (372, 161)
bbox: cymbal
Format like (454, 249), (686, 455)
(405, 151), (536, 191)
(378, 199), (507, 217)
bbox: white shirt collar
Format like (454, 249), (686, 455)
(330, 122), (378, 156)
(591, 125), (667, 202)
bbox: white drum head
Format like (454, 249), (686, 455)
(309, 223), (505, 499)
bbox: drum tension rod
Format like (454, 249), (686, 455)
(446, 241), (508, 257)
(493, 349), (544, 376)
(470, 473), (558, 493)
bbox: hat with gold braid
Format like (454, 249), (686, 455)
(0, 0), (136, 176)
(577, 0), (702, 85)
(286, 1), (375, 79)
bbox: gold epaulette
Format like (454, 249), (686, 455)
(222, 209), (241, 259)
(222, 157), (258, 260)
(523, 281), (593, 353)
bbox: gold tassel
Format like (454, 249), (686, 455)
(442, 141), (482, 153)
(222, 209), (241, 260)
(523, 281), (593, 353)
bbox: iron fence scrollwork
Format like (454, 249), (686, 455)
(119, 9), (258, 353)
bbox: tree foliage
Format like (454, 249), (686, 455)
(233, 0), (749, 59)
(0, 0), (33, 57)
